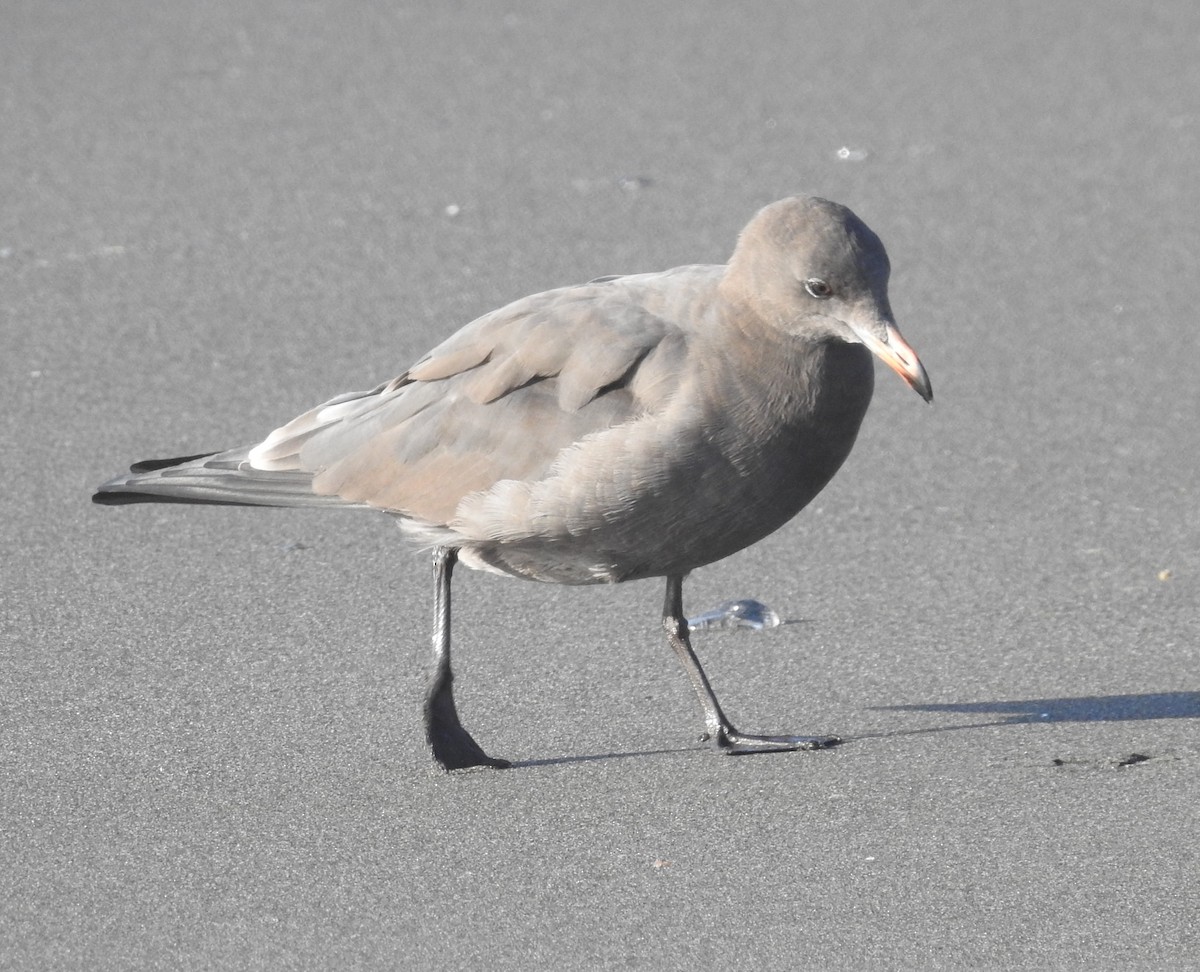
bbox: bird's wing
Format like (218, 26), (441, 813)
(241, 269), (713, 521)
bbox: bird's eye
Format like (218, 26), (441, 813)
(804, 278), (833, 300)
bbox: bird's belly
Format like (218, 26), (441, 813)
(440, 343), (874, 584)
(450, 415), (865, 584)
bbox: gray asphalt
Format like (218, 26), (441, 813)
(4, 2), (1198, 969)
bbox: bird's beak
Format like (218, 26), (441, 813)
(853, 319), (933, 403)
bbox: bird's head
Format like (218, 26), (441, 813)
(726, 195), (932, 403)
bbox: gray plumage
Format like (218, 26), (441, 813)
(94, 195), (932, 770)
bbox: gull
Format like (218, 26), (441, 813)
(94, 195), (932, 770)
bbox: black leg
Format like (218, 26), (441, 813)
(661, 575), (840, 754)
(423, 547), (510, 770)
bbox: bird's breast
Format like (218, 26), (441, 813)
(451, 336), (876, 584)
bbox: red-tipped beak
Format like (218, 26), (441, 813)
(857, 321), (933, 402)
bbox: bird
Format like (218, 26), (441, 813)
(93, 195), (932, 770)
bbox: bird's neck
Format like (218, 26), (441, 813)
(698, 318), (875, 447)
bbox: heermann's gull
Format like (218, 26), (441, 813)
(93, 195), (932, 770)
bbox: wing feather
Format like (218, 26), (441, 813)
(96, 267), (718, 520)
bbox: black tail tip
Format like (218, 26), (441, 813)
(92, 488), (138, 505)
(128, 452), (216, 474)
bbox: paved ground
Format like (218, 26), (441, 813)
(4, 2), (1198, 969)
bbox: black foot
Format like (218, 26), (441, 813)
(424, 682), (510, 771)
(702, 726), (842, 755)
(428, 729), (512, 771)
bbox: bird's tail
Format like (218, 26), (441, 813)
(92, 448), (356, 509)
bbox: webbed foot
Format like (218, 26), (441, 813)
(702, 726), (842, 754)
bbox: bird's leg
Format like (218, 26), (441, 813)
(661, 575), (840, 754)
(423, 547), (510, 770)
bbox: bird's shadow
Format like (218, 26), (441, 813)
(501, 692), (1199, 769)
(859, 690), (1200, 739)
(509, 746), (698, 770)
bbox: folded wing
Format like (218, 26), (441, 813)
(93, 268), (711, 522)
